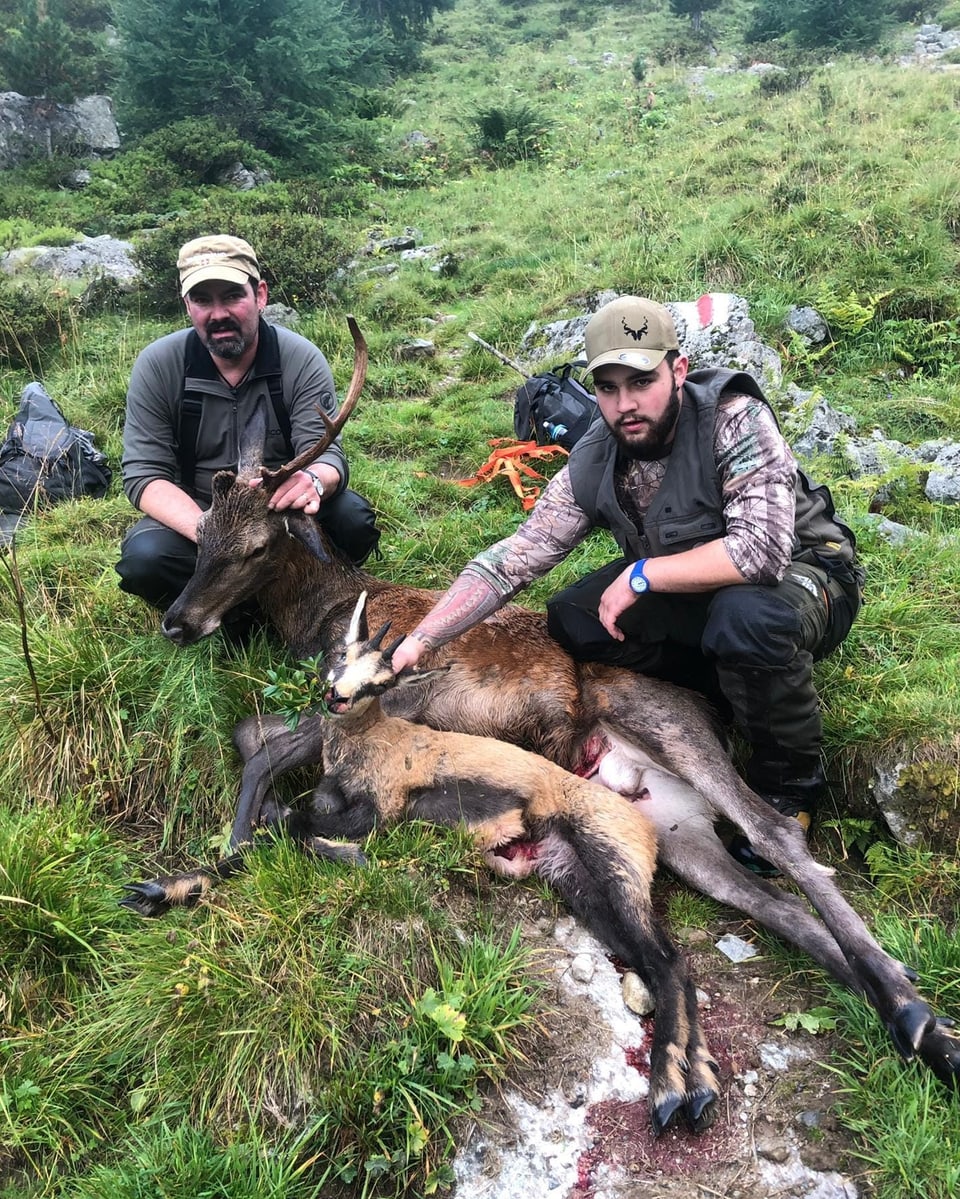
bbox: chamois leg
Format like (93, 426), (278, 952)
(633, 769), (860, 990)
(121, 716), (331, 917)
(118, 793), (303, 918)
(229, 713), (328, 850)
(636, 764), (960, 1088)
(537, 816), (719, 1136)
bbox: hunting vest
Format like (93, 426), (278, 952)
(567, 368), (861, 574)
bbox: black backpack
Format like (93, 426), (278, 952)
(513, 363), (597, 452)
(0, 383), (112, 541)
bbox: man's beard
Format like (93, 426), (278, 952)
(606, 383), (681, 460)
(202, 321), (248, 360)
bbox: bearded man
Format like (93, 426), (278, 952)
(391, 295), (864, 873)
(117, 235), (379, 621)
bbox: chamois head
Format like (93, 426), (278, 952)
(162, 318), (367, 646)
(324, 592), (444, 716)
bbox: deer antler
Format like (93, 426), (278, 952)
(259, 315), (368, 492)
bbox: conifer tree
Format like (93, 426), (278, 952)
(0, 0), (113, 100)
(111, 0), (387, 167)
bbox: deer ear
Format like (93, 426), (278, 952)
(285, 513), (330, 563)
(238, 400), (267, 477)
(212, 470), (237, 497)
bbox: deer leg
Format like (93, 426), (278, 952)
(538, 820), (719, 1137)
(643, 767), (960, 1088)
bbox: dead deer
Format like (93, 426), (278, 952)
(124, 317), (960, 1096)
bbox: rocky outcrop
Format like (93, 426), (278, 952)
(1, 235), (138, 292)
(0, 92), (120, 169)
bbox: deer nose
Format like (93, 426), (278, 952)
(161, 615), (189, 645)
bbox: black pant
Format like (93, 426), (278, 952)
(546, 556), (861, 796)
(116, 487), (381, 613)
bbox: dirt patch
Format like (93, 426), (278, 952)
(453, 888), (867, 1199)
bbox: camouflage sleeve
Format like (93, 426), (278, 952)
(715, 394), (797, 584)
(406, 467), (593, 650)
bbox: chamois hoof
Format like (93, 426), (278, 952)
(650, 1091), (685, 1138)
(685, 1084), (719, 1134)
(118, 879), (177, 918)
(303, 836), (368, 866)
(649, 1078), (718, 1137)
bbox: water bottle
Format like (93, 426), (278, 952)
(543, 421), (568, 442)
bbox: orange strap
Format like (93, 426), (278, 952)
(454, 439), (568, 510)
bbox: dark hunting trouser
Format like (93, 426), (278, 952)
(546, 555), (863, 812)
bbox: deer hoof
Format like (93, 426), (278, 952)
(917, 1020), (960, 1090)
(118, 880), (175, 918)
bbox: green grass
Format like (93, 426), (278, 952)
(1, 0), (960, 1193)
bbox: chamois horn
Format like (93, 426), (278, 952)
(259, 314), (368, 491)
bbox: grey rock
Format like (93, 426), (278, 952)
(789, 393), (856, 460)
(786, 304), (830, 346)
(218, 161), (272, 190)
(262, 303), (300, 328)
(398, 338), (436, 361)
(400, 130), (434, 150)
(861, 514), (918, 546)
(925, 441), (960, 504)
(430, 252), (460, 277)
(400, 245), (441, 262)
(0, 91), (119, 169)
(621, 970), (655, 1015)
(1, 234), (138, 289)
(60, 168), (92, 190)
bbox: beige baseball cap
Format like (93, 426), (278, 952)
(584, 296), (680, 374)
(177, 235), (260, 297)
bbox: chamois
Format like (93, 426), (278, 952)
(310, 593), (719, 1134)
(126, 318), (960, 1094)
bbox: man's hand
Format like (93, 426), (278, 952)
(392, 635), (428, 674)
(248, 463), (339, 513)
(597, 564), (639, 641)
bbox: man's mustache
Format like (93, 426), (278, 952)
(206, 320), (241, 335)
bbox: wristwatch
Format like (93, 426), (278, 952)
(628, 559), (651, 595)
(304, 468), (325, 500)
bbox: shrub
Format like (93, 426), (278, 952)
(0, 278), (74, 369)
(935, 1), (960, 27)
(79, 119), (278, 220)
(758, 67), (810, 96)
(133, 212), (352, 312)
(631, 52), (648, 84)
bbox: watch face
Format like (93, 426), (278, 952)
(629, 565), (649, 594)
